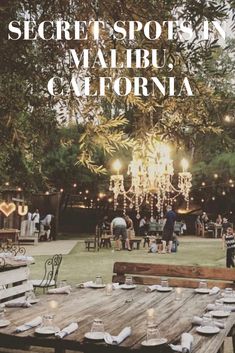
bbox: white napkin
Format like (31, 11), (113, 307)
(48, 286), (72, 294)
(104, 327), (131, 345)
(145, 285), (161, 293)
(209, 287), (220, 295)
(55, 322), (78, 338)
(112, 283), (121, 290)
(206, 304), (235, 312)
(170, 333), (193, 352)
(192, 316), (224, 329)
(15, 316), (42, 332)
(5, 301), (31, 308)
(14, 255), (34, 263)
(76, 281), (93, 288)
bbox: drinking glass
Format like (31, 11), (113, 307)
(106, 283), (113, 296)
(125, 276), (133, 286)
(25, 290), (36, 302)
(91, 318), (105, 333)
(199, 280), (207, 289)
(0, 308), (5, 322)
(202, 314), (214, 327)
(41, 314), (55, 330)
(95, 276), (103, 285)
(224, 288), (233, 297)
(160, 278), (169, 288)
(146, 322), (161, 344)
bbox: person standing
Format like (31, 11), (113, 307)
(222, 227), (235, 268)
(125, 215), (135, 239)
(111, 215), (131, 251)
(31, 209), (40, 231)
(139, 216), (147, 236)
(162, 205), (176, 253)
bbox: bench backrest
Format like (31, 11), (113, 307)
(112, 262), (235, 289)
(0, 266), (32, 303)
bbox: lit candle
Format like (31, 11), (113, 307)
(181, 158), (189, 173)
(175, 287), (182, 301)
(113, 159), (122, 175)
(146, 308), (156, 323)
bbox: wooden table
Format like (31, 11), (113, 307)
(0, 286), (234, 353)
(0, 229), (20, 243)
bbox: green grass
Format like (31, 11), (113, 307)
(29, 236), (226, 285)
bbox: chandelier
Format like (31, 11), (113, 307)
(109, 140), (192, 217)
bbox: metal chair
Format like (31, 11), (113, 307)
(0, 243), (26, 256)
(31, 254), (62, 292)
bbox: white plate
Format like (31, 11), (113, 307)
(35, 326), (60, 335)
(156, 287), (173, 292)
(0, 320), (10, 328)
(89, 284), (106, 289)
(84, 332), (105, 340)
(210, 310), (230, 318)
(120, 284), (137, 290)
(196, 326), (220, 334)
(222, 297), (235, 304)
(141, 338), (167, 346)
(195, 288), (210, 294)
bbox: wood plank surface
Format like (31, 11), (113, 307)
(0, 285), (234, 353)
(113, 262), (235, 281)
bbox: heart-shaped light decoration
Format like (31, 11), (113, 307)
(0, 202), (16, 217)
(18, 204), (28, 216)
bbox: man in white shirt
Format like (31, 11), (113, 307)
(31, 209), (40, 231)
(111, 216), (131, 251)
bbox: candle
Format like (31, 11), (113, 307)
(181, 159), (189, 173)
(175, 287), (182, 301)
(106, 283), (113, 296)
(147, 308), (156, 323)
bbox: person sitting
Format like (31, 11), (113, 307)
(148, 239), (158, 253)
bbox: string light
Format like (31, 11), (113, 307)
(190, 197), (194, 201)
(73, 183), (77, 188)
(201, 182), (206, 186)
(17, 187), (22, 191)
(229, 179), (233, 184)
(212, 196), (215, 200)
(60, 188), (64, 192)
(222, 191), (226, 195)
(45, 191), (49, 195)
(5, 182), (9, 186)
(85, 190), (89, 194)
(201, 198), (204, 202)
(214, 174), (218, 179)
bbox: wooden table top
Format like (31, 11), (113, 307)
(0, 286), (234, 353)
(0, 229), (20, 234)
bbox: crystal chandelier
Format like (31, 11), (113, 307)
(109, 140), (192, 216)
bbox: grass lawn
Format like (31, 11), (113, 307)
(29, 236), (226, 285)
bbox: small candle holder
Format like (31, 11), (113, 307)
(175, 287), (183, 301)
(146, 308), (156, 324)
(106, 283), (113, 296)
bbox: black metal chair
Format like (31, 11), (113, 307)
(31, 254), (62, 292)
(0, 243), (26, 256)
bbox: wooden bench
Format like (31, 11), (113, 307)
(112, 261), (235, 288)
(18, 232), (39, 245)
(0, 265), (32, 304)
(129, 238), (142, 250)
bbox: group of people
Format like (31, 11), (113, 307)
(100, 205), (177, 253)
(195, 212), (231, 237)
(21, 209), (55, 241)
(195, 211), (235, 268)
